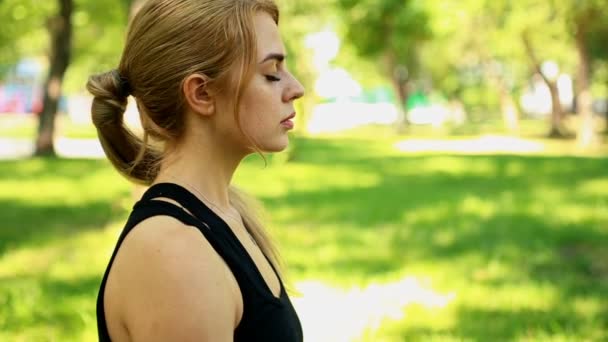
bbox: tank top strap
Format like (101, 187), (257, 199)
(137, 183), (245, 253)
(139, 183), (218, 220)
(134, 183), (282, 305)
(113, 199), (241, 281)
(125, 198), (248, 285)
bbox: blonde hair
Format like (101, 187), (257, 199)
(86, 0), (282, 271)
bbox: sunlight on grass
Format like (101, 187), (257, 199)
(393, 134), (608, 157)
(460, 195), (497, 219)
(394, 135), (546, 154)
(579, 178), (608, 197)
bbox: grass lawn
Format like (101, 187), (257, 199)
(0, 135), (607, 341)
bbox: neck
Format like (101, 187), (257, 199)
(155, 127), (246, 211)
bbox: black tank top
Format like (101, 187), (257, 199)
(96, 183), (303, 341)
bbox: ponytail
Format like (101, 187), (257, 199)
(86, 70), (160, 185)
(229, 186), (283, 276)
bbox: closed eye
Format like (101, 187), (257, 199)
(265, 75), (281, 82)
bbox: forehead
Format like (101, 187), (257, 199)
(253, 12), (285, 60)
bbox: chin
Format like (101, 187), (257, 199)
(259, 136), (290, 153)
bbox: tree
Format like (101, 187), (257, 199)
(34, 0), (73, 156)
(506, 0), (607, 143)
(569, 0), (608, 146)
(64, 0), (131, 92)
(336, 0), (431, 132)
(507, 0), (576, 138)
(521, 30), (569, 137)
(421, 0), (526, 133)
(29, 0), (131, 155)
(587, 16), (608, 133)
(0, 1), (55, 80)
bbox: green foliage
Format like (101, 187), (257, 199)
(406, 0), (608, 118)
(0, 0), (129, 92)
(336, 0), (430, 77)
(1, 136), (607, 340)
(504, 0), (575, 70)
(3, 0), (607, 98)
(574, 0), (608, 69)
(65, 0), (129, 93)
(592, 62), (608, 97)
(326, 35), (387, 90)
(0, 0), (54, 70)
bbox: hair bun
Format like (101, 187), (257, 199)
(113, 69), (132, 98)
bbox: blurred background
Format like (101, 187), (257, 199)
(1, 0), (607, 341)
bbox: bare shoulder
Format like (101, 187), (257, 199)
(105, 215), (238, 342)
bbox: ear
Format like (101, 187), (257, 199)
(183, 73), (215, 117)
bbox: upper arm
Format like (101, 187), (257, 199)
(111, 216), (237, 342)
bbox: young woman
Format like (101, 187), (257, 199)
(86, 0), (305, 340)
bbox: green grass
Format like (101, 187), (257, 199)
(1, 136), (607, 341)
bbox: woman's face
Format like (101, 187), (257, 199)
(232, 12), (305, 153)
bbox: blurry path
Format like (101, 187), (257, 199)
(394, 134), (607, 156)
(0, 138), (34, 159)
(292, 276), (455, 342)
(1, 134), (603, 160)
(0, 138), (105, 159)
(395, 135), (545, 154)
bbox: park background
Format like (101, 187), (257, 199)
(1, 0), (607, 341)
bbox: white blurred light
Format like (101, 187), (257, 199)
(394, 135), (545, 154)
(307, 102), (399, 134)
(557, 74), (573, 109)
(541, 60), (559, 81)
(314, 68), (361, 98)
(406, 104), (450, 126)
(305, 30), (341, 70)
(291, 276), (455, 342)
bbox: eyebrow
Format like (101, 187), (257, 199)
(260, 53), (286, 64)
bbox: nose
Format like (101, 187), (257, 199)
(283, 72), (305, 102)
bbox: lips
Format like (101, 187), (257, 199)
(281, 112), (296, 123)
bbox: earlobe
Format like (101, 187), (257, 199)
(183, 73), (215, 116)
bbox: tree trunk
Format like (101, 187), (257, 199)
(490, 70), (520, 134)
(574, 17), (596, 148)
(34, 0), (73, 156)
(388, 59), (410, 134)
(605, 84), (608, 134)
(483, 61), (519, 134)
(499, 86), (519, 134)
(522, 32), (567, 138)
(546, 81), (566, 137)
(391, 76), (409, 133)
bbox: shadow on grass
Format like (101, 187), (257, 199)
(0, 274), (100, 337)
(0, 198), (122, 256)
(0, 157), (129, 257)
(398, 304), (604, 341)
(0, 157), (113, 181)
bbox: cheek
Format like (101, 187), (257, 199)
(239, 83), (278, 129)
